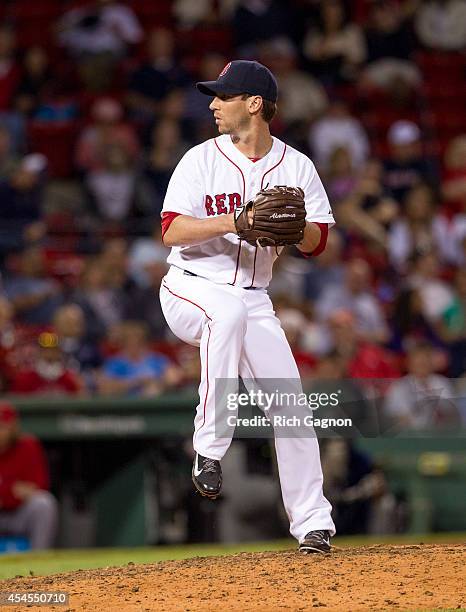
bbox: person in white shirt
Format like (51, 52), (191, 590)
(384, 342), (460, 429)
(415, 0), (466, 51)
(56, 0), (143, 91)
(308, 99), (370, 174)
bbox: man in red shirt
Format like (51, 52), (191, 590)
(10, 333), (84, 395)
(327, 309), (401, 396)
(0, 402), (57, 549)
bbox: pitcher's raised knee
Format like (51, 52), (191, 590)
(212, 297), (248, 333)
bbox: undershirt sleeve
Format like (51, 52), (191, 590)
(161, 211), (182, 240)
(299, 222), (329, 258)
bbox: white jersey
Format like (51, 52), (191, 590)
(162, 134), (334, 288)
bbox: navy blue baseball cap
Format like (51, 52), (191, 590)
(196, 60), (278, 103)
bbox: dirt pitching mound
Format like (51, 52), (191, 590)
(2, 544), (465, 611)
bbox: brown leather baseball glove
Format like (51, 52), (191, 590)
(234, 185), (306, 247)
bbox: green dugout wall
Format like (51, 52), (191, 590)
(8, 394), (466, 546)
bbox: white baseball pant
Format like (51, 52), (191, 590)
(160, 265), (335, 541)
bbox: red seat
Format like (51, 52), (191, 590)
(177, 27), (233, 56)
(362, 109), (422, 134)
(9, 0), (62, 20)
(416, 51), (466, 80)
(15, 21), (55, 50)
(131, 0), (173, 26)
(27, 121), (80, 178)
(428, 109), (466, 131)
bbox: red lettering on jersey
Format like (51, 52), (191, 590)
(228, 192), (242, 213)
(215, 193), (227, 215)
(205, 194), (215, 216)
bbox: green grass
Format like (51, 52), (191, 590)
(0, 532), (464, 582)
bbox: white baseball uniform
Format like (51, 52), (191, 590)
(159, 134), (336, 541)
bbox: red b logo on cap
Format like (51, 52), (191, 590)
(218, 62), (231, 78)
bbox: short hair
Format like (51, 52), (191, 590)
(242, 94), (277, 124)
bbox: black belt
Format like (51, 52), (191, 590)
(183, 269), (260, 290)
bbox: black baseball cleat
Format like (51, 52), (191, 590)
(192, 452), (222, 499)
(298, 530), (332, 554)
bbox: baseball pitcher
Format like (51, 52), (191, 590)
(159, 60), (335, 553)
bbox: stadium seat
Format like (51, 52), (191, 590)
(131, 0), (173, 26)
(15, 21), (55, 51)
(27, 121), (80, 178)
(176, 27), (233, 57)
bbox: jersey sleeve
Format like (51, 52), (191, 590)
(300, 157), (335, 226)
(161, 147), (204, 217)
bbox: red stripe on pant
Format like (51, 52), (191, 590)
(162, 281), (212, 429)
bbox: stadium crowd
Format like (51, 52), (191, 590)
(0, 0), (465, 431)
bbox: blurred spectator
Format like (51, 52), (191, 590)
(3, 246), (63, 326)
(174, 343), (202, 389)
(75, 98), (140, 174)
(99, 237), (137, 296)
(99, 236), (128, 273)
(316, 258), (390, 344)
(52, 304), (102, 374)
(388, 183), (445, 271)
(276, 307), (317, 378)
(97, 321), (182, 396)
(308, 99), (370, 173)
(174, 0), (210, 28)
(0, 153), (48, 256)
(174, 0), (235, 27)
(0, 297), (16, 386)
(389, 287), (442, 353)
(383, 121), (433, 203)
(268, 252), (311, 300)
(273, 293), (330, 355)
(415, 0), (466, 51)
(233, 0), (293, 55)
(304, 230), (345, 301)
(126, 231), (169, 339)
(71, 257), (127, 341)
(321, 439), (396, 534)
(311, 352), (375, 433)
(160, 88), (186, 123)
(407, 250), (454, 322)
(338, 158), (398, 247)
(14, 47), (53, 117)
(0, 26), (20, 112)
(0, 298), (41, 388)
(327, 310), (400, 383)
(144, 118), (190, 215)
(260, 37), (328, 126)
(324, 146), (357, 203)
(384, 341), (460, 428)
(183, 53), (224, 141)
(303, 0), (366, 86)
(85, 143), (139, 223)
(439, 268), (466, 376)
(10, 333), (83, 396)
(360, 1), (421, 101)
(127, 28), (189, 123)
(0, 402), (58, 549)
(56, 0), (143, 91)
(442, 134), (466, 220)
(0, 124), (18, 179)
